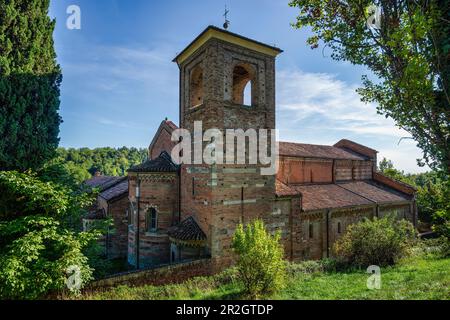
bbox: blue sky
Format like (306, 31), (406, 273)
(49, 0), (427, 173)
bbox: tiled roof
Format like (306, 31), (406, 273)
(293, 184), (373, 211)
(168, 216), (207, 242)
(84, 176), (126, 192)
(128, 151), (179, 173)
(293, 180), (413, 212)
(279, 142), (368, 161)
(99, 180), (128, 202)
(338, 181), (412, 204)
(276, 180), (300, 197)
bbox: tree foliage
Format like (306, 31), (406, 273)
(232, 220), (286, 298)
(290, 0), (450, 173)
(378, 158), (449, 237)
(0, 0), (62, 171)
(0, 171), (100, 299)
(55, 147), (148, 183)
(334, 215), (417, 267)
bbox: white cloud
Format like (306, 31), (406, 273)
(276, 69), (429, 173)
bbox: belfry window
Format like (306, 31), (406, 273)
(232, 63), (255, 106)
(147, 208), (158, 232)
(190, 66), (204, 108)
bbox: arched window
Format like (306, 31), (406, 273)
(190, 66), (203, 108)
(232, 63), (255, 106)
(147, 208), (158, 232)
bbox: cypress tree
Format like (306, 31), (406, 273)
(0, 0), (62, 171)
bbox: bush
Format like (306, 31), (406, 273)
(286, 260), (323, 275)
(232, 220), (286, 298)
(333, 215), (417, 267)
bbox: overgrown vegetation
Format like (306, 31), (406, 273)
(333, 215), (417, 267)
(0, 170), (104, 299)
(232, 220), (286, 298)
(378, 158), (449, 238)
(79, 243), (450, 300)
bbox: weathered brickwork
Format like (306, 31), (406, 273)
(88, 27), (418, 281)
(128, 172), (179, 268)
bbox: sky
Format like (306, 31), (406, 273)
(48, 0), (428, 173)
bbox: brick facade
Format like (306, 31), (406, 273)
(86, 27), (417, 277)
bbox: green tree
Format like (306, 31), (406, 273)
(0, 171), (100, 299)
(290, 0), (449, 174)
(378, 158), (449, 236)
(232, 220), (286, 298)
(0, 0), (62, 171)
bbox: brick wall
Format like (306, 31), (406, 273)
(106, 195), (129, 259)
(128, 172), (179, 268)
(88, 259), (213, 290)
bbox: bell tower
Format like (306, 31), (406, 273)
(173, 26), (283, 266)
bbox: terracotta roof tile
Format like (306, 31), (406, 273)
(168, 216), (207, 242)
(99, 180), (128, 202)
(279, 142), (367, 160)
(293, 184), (373, 211)
(84, 176), (126, 192)
(276, 180), (300, 197)
(338, 181), (412, 204)
(128, 151), (179, 173)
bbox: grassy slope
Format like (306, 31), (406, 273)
(81, 256), (450, 300)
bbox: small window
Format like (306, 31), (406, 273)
(337, 222), (342, 234)
(309, 223), (314, 239)
(147, 208), (157, 232)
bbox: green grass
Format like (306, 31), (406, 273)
(80, 255), (450, 300)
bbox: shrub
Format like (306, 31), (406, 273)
(333, 215), (417, 267)
(232, 220), (286, 298)
(286, 260), (323, 275)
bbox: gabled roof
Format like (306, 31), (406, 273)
(99, 180), (128, 202)
(173, 25), (283, 65)
(279, 141), (368, 161)
(84, 176), (127, 192)
(128, 151), (179, 173)
(148, 120), (179, 158)
(168, 216), (207, 246)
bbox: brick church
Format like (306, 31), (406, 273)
(85, 26), (417, 270)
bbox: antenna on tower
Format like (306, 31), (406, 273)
(223, 5), (230, 30)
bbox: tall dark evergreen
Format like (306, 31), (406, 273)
(0, 0), (62, 171)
